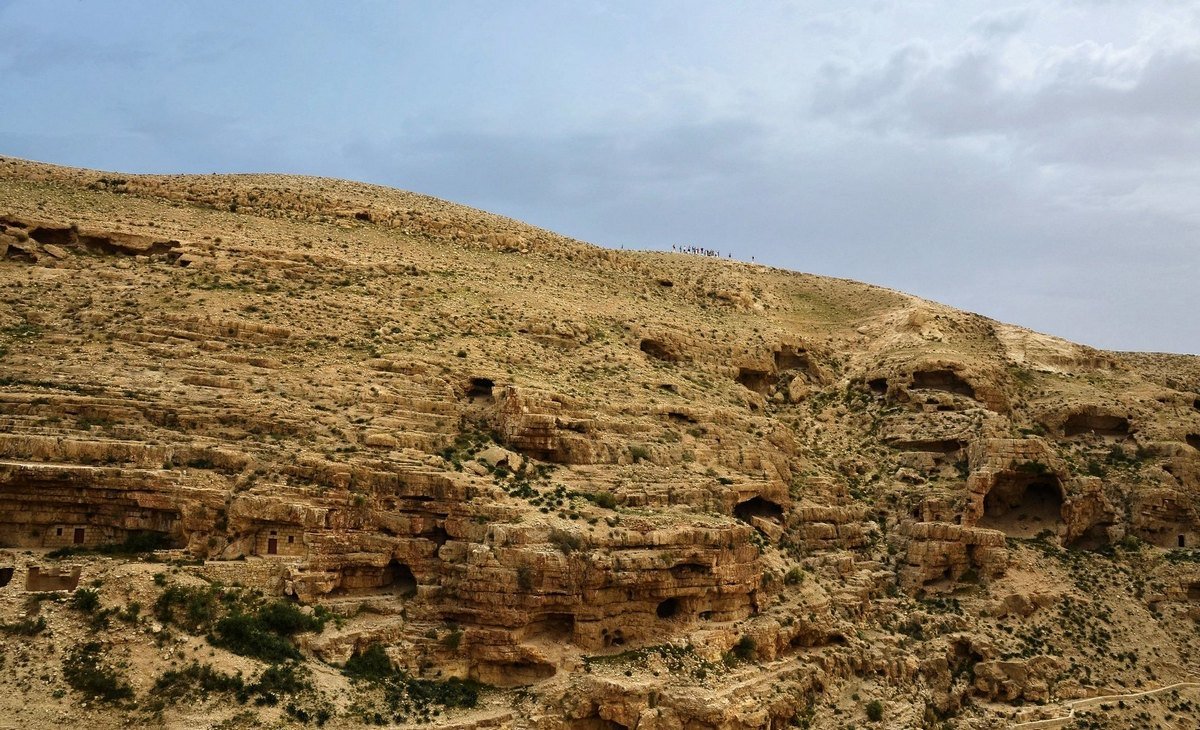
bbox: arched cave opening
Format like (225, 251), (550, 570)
(911, 369), (975, 398)
(1194, 398), (1200, 413)
(736, 367), (772, 394)
(979, 476), (1064, 538)
(639, 339), (678, 362)
(867, 378), (888, 395)
(0, 566), (13, 588)
(522, 613), (575, 643)
(382, 559), (417, 597)
(1063, 413), (1130, 438)
(1186, 434), (1200, 451)
(1069, 523), (1114, 551)
(656, 597), (682, 619)
(467, 377), (495, 401)
(734, 496), (784, 524)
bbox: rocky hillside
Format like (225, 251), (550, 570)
(1, 156), (1198, 729)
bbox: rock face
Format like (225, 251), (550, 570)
(1, 156), (1200, 729)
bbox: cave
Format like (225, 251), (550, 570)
(336, 559), (416, 597)
(775, 346), (813, 373)
(1194, 398), (1200, 413)
(467, 377), (494, 401)
(382, 560), (417, 596)
(888, 439), (965, 454)
(736, 367), (772, 394)
(734, 496), (784, 524)
(521, 613), (575, 643)
(639, 338), (679, 362)
(0, 566), (12, 588)
(656, 597), (682, 619)
(1069, 523), (1114, 551)
(473, 660), (556, 687)
(978, 475), (1064, 538)
(1189, 583), (1200, 601)
(867, 378), (888, 395)
(29, 225), (76, 247)
(670, 562), (710, 579)
(1063, 412), (1130, 438)
(911, 369), (975, 398)
(601, 628), (626, 648)
(1187, 434), (1200, 451)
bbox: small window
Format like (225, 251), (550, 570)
(270, 530), (277, 536)
(56, 527), (63, 536)
(287, 535), (294, 544)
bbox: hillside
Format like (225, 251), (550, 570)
(1, 155), (1199, 729)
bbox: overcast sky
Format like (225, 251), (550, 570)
(1, 1), (1197, 353)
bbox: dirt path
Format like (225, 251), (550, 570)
(1010, 680), (1200, 729)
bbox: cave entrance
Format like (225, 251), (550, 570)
(656, 597), (682, 619)
(1069, 523), (1114, 551)
(978, 475), (1064, 538)
(1186, 434), (1200, 451)
(911, 369), (975, 398)
(734, 496), (784, 524)
(735, 368), (772, 395)
(522, 613), (575, 643)
(0, 567), (12, 588)
(775, 346), (812, 373)
(467, 377), (495, 402)
(1063, 413), (1130, 438)
(382, 560), (417, 597)
(1179, 534), (1187, 548)
(639, 339), (678, 362)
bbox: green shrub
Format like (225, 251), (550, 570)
(71, 588), (101, 614)
(152, 662), (245, 703)
(211, 612), (302, 663)
(155, 583), (221, 632)
(866, 699), (884, 722)
(62, 642), (134, 703)
(343, 643), (393, 682)
(0, 616), (46, 635)
(246, 662), (311, 705)
(549, 528), (584, 554)
(732, 635), (756, 661)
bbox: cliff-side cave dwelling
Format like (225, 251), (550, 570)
(734, 496), (784, 524)
(1063, 412), (1130, 438)
(978, 474), (1065, 538)
(910, 369), (975, 398)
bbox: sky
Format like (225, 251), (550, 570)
(1, 1), (1197, 353)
